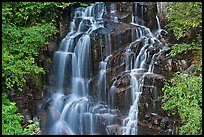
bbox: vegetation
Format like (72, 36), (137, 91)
(162, 2), (202, 135)
(2, 2), (78, 91)
(22, 120), (41, 135)
(166, 2), (202, 57)
(2, 93), (40, 135)
(2, 2), (87, 135)
(2, 93), (24, 135)
(162, 72), (202, 135)
(2, 2), (202, 135)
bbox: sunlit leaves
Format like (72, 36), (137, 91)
(54, 2), (77, 9)
(2, 93), (41, 135)
(166, 2), (202, 57)
(169, 43), (192, 57)
(2, 93), (24, 135)
(2, 2), (85, 91)
(2, 2), (86, 135)
(22, 120), (40, 135)
(166, 2), (202, 39)
(3, 2), (78, 27)
(162, 72), (202, 135)
(2, 23), (57, 90)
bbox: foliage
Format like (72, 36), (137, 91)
(2, 2), (87, 135)
(80, 3), (89, 7)
(162, 72), (202, 135)
(166, 2), (202, 40)
(2, 93), (24, 135)
(2, 2), (83, 91)
(160, 2), (202, 135)
(166, 2), (202, 57)
(2, 23), (57, 91)
(2, 93), (41, 135)
(2, 2), (78, 27)
(22, 120), (41, 135)
(169, 40), (199, 57)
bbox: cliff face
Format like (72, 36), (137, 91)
(9, 2), (194, 135)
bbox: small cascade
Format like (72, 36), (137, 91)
(47, 2), (107, 135)
(97, 55), (112, 102)
(44, 2), (168, 135)
(124, 48), (133, 71)
(141, 4), (144, 25)
(110, 3), (118, 22)
(132, 2), (145, 25)
(154, 16), (168, 40)
(109, 82), (117, 109)
(156, 16), (161, 30)
(157, 2), (167, 17)
(117, 14), (167, 135)
(132, 2), (137, 24)
(110, 3), (116, 13)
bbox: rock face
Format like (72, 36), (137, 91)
(83, 2), (189, 135)
(18, 2), (193, 135)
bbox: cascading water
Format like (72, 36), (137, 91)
(44, 2), (168, 135)
(120, 12), (167, 135)
(46, 2), (117, 135)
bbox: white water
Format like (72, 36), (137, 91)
(47, 2), (119, 135)
(121, 20), (166, 135)
(46, 2), (167, 135)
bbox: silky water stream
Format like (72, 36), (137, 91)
(44, 2), (167, 135)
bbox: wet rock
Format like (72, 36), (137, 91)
(37, 2), (182, 135)
(183, 64), (201, 76)
(116, 87), (132, 115)
(144, 113), (151, 122)
(114, 12), (131, 23)
(106, 124), (123, 135)
(58, 7), (72, 39)
(138, 120), (161, 135)
(154, 57), (190, 79)
(162, 128), (175, 135)
(46, 40), (58, 53)
(151, 114), (163, 126)
(20, 109), (32, 124)
(39, 111), (48, 134)
(160, 117), (169, 130)
(143, 73), (165, 86)
(147, 46), (157, 55)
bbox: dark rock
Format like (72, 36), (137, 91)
(21, 109), (32, 124)
(151, 114), (162, 126)
(144, 113), (151, 121)
(39, 111), (48, 134)
(154, 57), (191, 79)
(162, 128), (175, 135)
(37, 2), (181, 135)
(106, 124), (123, 135)
(160, 117), (169, 130)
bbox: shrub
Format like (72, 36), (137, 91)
(165, 2), (202, 57)
(2, 93), (24, 135)
(162, 72), (202, 135)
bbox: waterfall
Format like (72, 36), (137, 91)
(156, 16), (161, 30)
(97, 55), (112, 102)
(121, 19), (166, 135)
(45, 2), (167, 135)
(46, 2), (118, 135)
(141, 4), (144, 25)
(47, 2), (104, 135)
